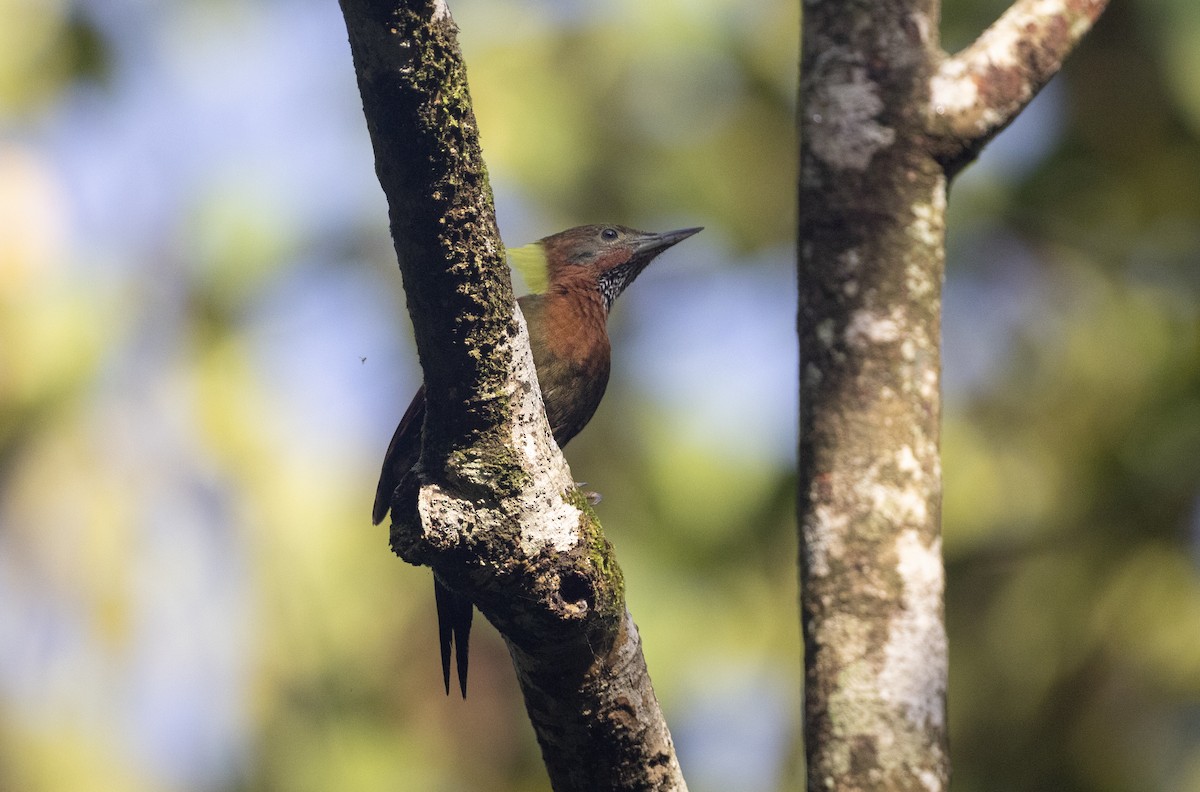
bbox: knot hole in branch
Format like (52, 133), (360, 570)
(557, 570), (595, 616)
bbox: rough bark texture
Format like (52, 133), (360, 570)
(338, 2), (685, 790)
(797, 0), (1107, 790)
(799, 2), (950, 787)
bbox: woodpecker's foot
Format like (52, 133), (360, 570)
(573, 483), (602, 505)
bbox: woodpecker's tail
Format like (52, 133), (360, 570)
(433, 576), (473, 698)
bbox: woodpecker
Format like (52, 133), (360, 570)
(373, 224), (702, 696)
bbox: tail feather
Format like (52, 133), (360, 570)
(434, 577), (474, 698)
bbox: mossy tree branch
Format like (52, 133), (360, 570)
(798, 0), (1107, 789)
(338, 1), (686, 789)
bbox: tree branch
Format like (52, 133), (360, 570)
(338, 2), (686, 789)
(929, 0), (1110, 175)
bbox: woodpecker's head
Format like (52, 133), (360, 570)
(509, 224), (703, 310)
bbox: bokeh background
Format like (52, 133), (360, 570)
(1, 0), (1197, 790)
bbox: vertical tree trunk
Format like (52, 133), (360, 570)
(797, 1), (1108, 789)
(798, 3), (949, 787)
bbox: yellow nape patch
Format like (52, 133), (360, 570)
(507, 243), (549, 294)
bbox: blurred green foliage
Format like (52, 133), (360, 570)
(0, 1), (1198, 791)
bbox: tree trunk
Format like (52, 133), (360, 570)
(337, 1), (686, 789)
(797, 1), (1108, 789)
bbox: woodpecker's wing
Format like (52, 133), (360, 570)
(372, 385), (426, 525)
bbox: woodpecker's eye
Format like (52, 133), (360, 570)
(600, 227), (619, 241)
